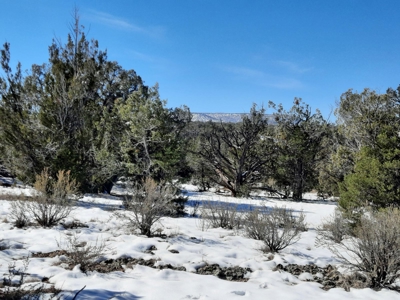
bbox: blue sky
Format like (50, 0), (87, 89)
(1, 1), (400, 119)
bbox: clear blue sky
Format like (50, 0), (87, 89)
(1, 0), (400, 119)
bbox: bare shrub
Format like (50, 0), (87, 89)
(244, 206), (306, 253)
(56, 232), (107, 273)
(195, 216), (210, 232)
(116, 178), (175, 237)
(200, 201), (242, 230)
(315, 208), (349, 246)
(329, 207), (400, 290)
(29, 169), (77, 227)
(8, 198), (31, 228)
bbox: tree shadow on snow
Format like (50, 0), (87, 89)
(186, 199), (310, 215)
(64, 289), (142, 300)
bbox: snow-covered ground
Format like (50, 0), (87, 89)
(0, 184), (398, 299)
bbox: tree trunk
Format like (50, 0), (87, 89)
(292, 160), (304, 201)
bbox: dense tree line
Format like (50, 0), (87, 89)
(0, 16), (190, 193)
(1, 16), (399, 216)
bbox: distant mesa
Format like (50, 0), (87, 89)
(191, 113), (276, 124)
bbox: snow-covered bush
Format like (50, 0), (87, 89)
(200, 201), (242, 230)
(244, 206), (306, 253)
(117, 178), (175, 237)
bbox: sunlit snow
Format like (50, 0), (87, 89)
(0, 183), (398, 299)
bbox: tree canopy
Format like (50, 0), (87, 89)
(0, 14), (189, 193)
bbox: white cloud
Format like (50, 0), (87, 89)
(275, 60), (312, 74)
(86, 10), (166, 39)
(221, 65), (304, 89)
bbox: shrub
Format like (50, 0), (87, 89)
(118, 178), (175, 237)
(244, 206), (306, 253)
(9, 169), (77, 227)
(56, 232), (107, 273)
(200, 200), (242, 230)
(329, 207), (400, 290)
(9, 198), (30, 228)
(315, 208), (349, 245)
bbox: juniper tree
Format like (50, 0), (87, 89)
(270, 99), (329, 200)
(198, 104), (274, 197)
(335, 87), (400, 213)
(0, 13), (144, 192)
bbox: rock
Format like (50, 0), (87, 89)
(322, 280), (336, 290)
(196, 264), (250, 281)
(169, 249), (179, 254)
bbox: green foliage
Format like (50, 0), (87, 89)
(0, 13), (192, 194)
(0, 43), (46, 183)
(115, 84), (191, 183)
(185, 122), (216, 191)
(339, 134), (400, 212)
(270, 99), (329, 200)
(0, 15), (144, 192)
(317, 136), (350, 198)
(337, 87), (400, 213)
(336, 88), (397, 151)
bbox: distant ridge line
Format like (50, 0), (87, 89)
(191, 112), (275, 124)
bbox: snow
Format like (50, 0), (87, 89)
(0, 184), (398, 299)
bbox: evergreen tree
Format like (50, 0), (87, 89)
(335, 87), (400, 213)
(115, 84), (191, 183)
(339, 127), (400, 211)
(197, 104), (274, 197)
(0, 14), (144, 192)
(270, 99), (329, 200)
